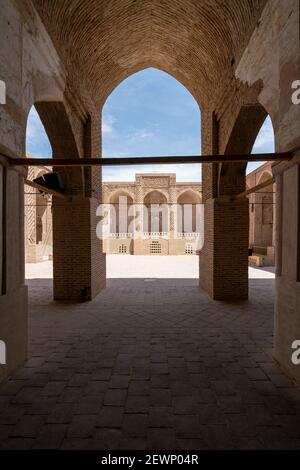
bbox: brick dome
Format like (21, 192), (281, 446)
(33, 0), (266, 105)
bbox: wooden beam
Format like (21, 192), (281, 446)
(234, 176), (275, 201)
(5, 152), (292, 167)
(24, 179), (69, 200)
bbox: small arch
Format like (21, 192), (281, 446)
(177, 190), (201, 233)
(144, 190), (168, 205)
(257, 170), (273, 186)
(109, 190), (134, 234)
(177, 190), (201, 204)
(143, 190), (168, 233)
(255, 170), (274, 247)
(109, 190), (135, 204)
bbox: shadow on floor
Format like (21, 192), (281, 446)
(1, 275), (297, 450)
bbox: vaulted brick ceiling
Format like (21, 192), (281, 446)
(33, 0), (267, 105)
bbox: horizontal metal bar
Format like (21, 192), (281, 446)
(6, 152), (292, 167)
(233, 176), (275, 201)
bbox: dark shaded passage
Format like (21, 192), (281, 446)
(0, 277), (299, 450)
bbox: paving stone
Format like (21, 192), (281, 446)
(32, 424), (67, 449)
(0, 437), (33, 450)
(128, 380), (150, 396)
(57, 387), (83, 403)
(93, 428), (121, 449)
(173, 395), (198, 414)
(46, 403), (76, 423)
(10, 415), (45, 438)
(150, 389), (172, 407)
(41, 381), (66, 397)
(201, 424), (235, 450)
(76, 396), (103, 415)
(198, 404), (227, 424)
(126, 396), (150, 413)
(12, 387), (41, 404)
(68, 374), (90, 387)
(149, 406), (174, 428)
(122, 414), (149, 437)
(97, 406), (124, 428)
(84, 381), (108, 395)
(119, 437), (146, 450)
(104, 389), (127, 406)
(150, 375), (169, 389)
(147, 428), (176, 449)
(60, 438), (93, 450)
(109, 375), (130, 389)
(174, 414), (202, 438)
(0, 404), (28, 424)
(67, 415), (97, 438)
(0, 268), (299, 450)
(176, 438), (208, 450)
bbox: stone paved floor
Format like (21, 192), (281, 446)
(25, 256), (276, 280)
(0, 259), (300, 449)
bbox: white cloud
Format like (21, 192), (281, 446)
(102, 122), (114, 134)
(103, 163), (201, 182)
(133, 130), (154, 140)
(102, 115), (116, 135)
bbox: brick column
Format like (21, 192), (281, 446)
(202, 197), (249, 300)
(200, 109), (249, 300)
(53, 195), (105, 301)
(52, 111), (106, 301)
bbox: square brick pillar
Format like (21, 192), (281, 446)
(200, 196), (249, 300)
(53, 195), (106, 301)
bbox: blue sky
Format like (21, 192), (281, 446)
(26, 68), (274, 181)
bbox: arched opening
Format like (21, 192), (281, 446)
(219, 104), (268, 196)
(143, 190), (168, 234)
(24, 102), (94, 302)
(102, 68), (201, 179)
(25, 108), (53, 266)
(177, 190), (201, 233)
(204, 103), (271, 301)
(109, 190), (134, 235)
(257, 171), (274, 247)
(101, 68), (202, 275)
(247, 115), (276, 267)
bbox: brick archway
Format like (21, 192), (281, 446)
(27, 102), (105, 301)
(200, 103), (269, 300)
(34, 102), (83, 193)
(218, 104), (268, 196)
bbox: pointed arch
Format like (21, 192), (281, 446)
(218, 104), (268, 196)
(101, 68), (201, 182)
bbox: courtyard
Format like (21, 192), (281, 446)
(0, 256), (299, 450)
